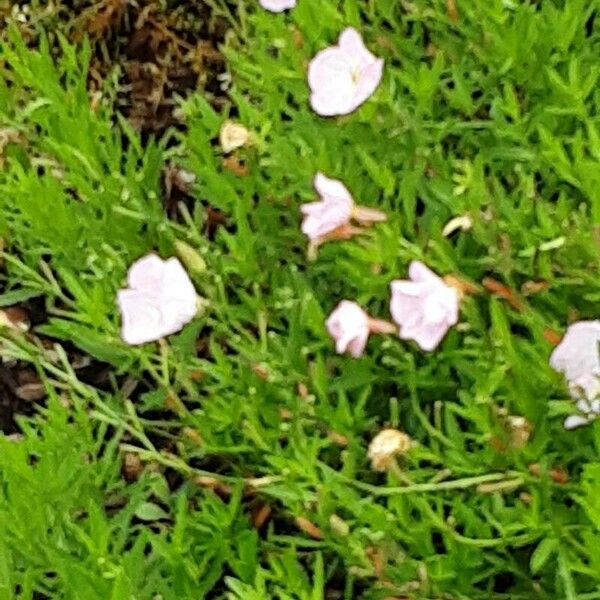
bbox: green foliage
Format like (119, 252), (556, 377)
(1, 0), (600, 598)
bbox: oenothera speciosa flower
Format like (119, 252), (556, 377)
(550, 320), (600, 429)
(308, 28), (384, 116)
(390, 261), (461, 352)
(118, 254), (200, 345)
(300, 173), (386, 256)
(259, 0), (296, 12)
(326, 300), (396, 358)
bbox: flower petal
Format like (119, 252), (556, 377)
(117, 289), (165, 345)
(127, 254), (166, 292)
(351, 59), (384, 109)
(259, 0), (296, 12)
(564, 414), (590, 430)
(408, 261), (442, 285)
(550, 320), (600, 400)
(314, 172), (353, 204)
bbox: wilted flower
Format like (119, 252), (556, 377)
(301, 173), (354, 241)
(326, 300), (396, 359)
(506, 415), (532, 449)
(219, 121), (250, 153)
(259, 0), (296, 12)
(301, 173), (386, 256)
(367, 429), (412, 472)
(308, 28), (384, 116)
(117, 254), (199, 345)
(390, 261), (460, 351)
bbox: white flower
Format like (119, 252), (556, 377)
(550, 320), (600, 402)
(390, 261), (460, 351)
(326, 301), (370, 358)
(259, 0), (296, 12)
(117, 254), (198, 345)
(308, 28), (384, 116)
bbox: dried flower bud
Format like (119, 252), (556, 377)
(122, 453), (143, 482)
(506, 415), (532, 449)
(442, 214), (472, 237)
(219, 121), (250, 154)
(367, 428), (412, 472)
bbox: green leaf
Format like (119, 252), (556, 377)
(134, 502), (169, 522)
(530, 537), (558, 574)
(38, 319), (133, 367)
(0, 288), (42, 307)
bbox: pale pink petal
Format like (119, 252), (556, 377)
(389, 283), (425, 329)
(347, 334), (369, 358)
(403, 322), (449, 352)
(390, 264), (460, 352)
(118, 254), (199, 346)
(326, 301), (370, 358)
(550, 320), (600, 400)
(117, 290), (165, 345)
(127, 254), (166, 291)
(338, 28), (370, 63)
(308, 29), (384, 117)
(162, 258), (198, 308)
(300, 201), (325, 216)
(300, 174), (354, 240)
(308, 49), (356, 116)
(259, 0), (296, 12)
(408, 261), (443, 285)
(350, 59), (384, 110)
(300, 198), (352, 240)
(314, 172), (353, 203)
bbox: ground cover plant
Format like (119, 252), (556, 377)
(1, 0), (600, 598)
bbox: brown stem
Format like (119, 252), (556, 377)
(443, 275), (478, 299)
(368, 318), (398, 335)
(352, 205), (387, 224)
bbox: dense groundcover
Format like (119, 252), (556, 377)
(1, 0), (600, 598)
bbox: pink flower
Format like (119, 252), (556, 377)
(259, 0), (296, 12)
(550, 320), (600, 402)
(327, 301), (370, 358)
(117, 254), (199, 345)
(301, 173), (354, 241)
(308, 28), (384, 116)
(300, 173), (387, 257)
(390, 261), (460, 351)
(326, 301), (396, 358)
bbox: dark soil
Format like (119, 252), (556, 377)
(0, 0), (233, 432)
(2, 0), (231, 136)
(0, 298), (47, 434)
